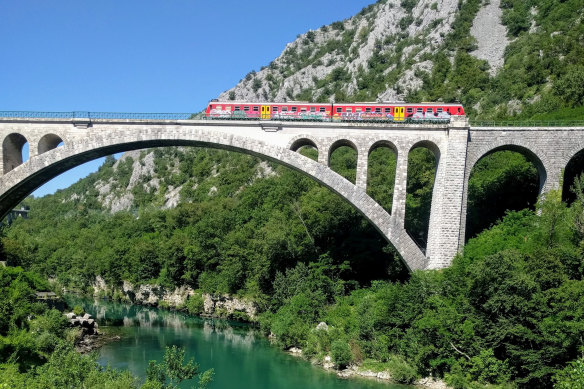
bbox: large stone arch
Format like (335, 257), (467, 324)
(561, 145), (584, 203)
(467, 143), (548, 193)
(38, 133), (65, 155)
(3, 133), (29, 174)
(458, 141), (550, 248)
(0, 128), (427, 270)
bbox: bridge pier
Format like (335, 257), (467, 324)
(355, 146), (368, 189)
(390, 149), (409, 228)
(426, 123), (469, 269)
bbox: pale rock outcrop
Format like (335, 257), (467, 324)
(202, 294), (258, 320)
(470, 0), (509, 75)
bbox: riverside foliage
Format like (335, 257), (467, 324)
(2, 140), (582, 387)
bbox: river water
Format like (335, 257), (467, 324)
(70, 298), (409, 389)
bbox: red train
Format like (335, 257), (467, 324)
(205, 101), (465, 122)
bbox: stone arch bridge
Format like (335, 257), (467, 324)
(1, 113), (583, 271)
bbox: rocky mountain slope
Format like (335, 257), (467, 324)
(218, 0), (584, 120)
(60, 148), (276, 213)
(219, 0), (506, 103)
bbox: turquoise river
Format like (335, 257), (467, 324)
(71, 298), (410, 389)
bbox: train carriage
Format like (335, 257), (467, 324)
(205, 100), (464, 122)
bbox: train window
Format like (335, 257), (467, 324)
(310, 107), (316, 112)
(437, 108), (443, 113)
(319, 107), (326, 112)
(407, 108), (413, 113)
(244, 106), (250, 111)
(272, 106), (278, 112)
(426, 108), (433, 113)
(346, 108), (352, 113)
(336, 107), (342, 113)
(253, 106), (259, 112)
(375, 108), (381, 113)
(282, 107), (288, 112)
(416, 108), (423, 113)
(384, 108), (391, 113)
(301, 107), (307, 112)
(356, 108), (362, 112)
(234, 106), (241, 111)
(226, 106), (231, 111)
(365, 107), (371, 112)
(217, 105), (222, 110)
(292, 107), (297, 112)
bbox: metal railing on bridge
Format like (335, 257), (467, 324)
(470, 120), (584, 127)
(0, 111), (198, 120)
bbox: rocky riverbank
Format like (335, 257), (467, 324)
(288, 349), (449, 389)
(65, 310), (121, 354)
(90, 276), (258, 321)
(74, 328), (122, 354)
(88, 279), (449, 387)
(285, 322), (450, 389)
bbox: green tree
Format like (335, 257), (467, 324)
(145, 346), (213, 389)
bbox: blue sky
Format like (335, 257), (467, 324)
(0, 0), (374, 197)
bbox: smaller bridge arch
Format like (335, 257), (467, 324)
(288, 135), (320, 152)
(409, 139), (441, 161)
(328, 138), (358, 161)
(3, 133), (29, 174)
(38, 133), (65, 155)
(368, 139), (398, 156)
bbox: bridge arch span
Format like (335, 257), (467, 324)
(368, 140), (398, 156)
(409, 139), (441, 161)
(3, 132), (29, 174)
(560, 142), (584, 203)
(0, 127), (427, 271)
(38, 133), (65, 155)
(287, 134), (321, 152)
(458, 141), (551, 247)
(328, 138), (358, 161)
(466, 143), (549, 193)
